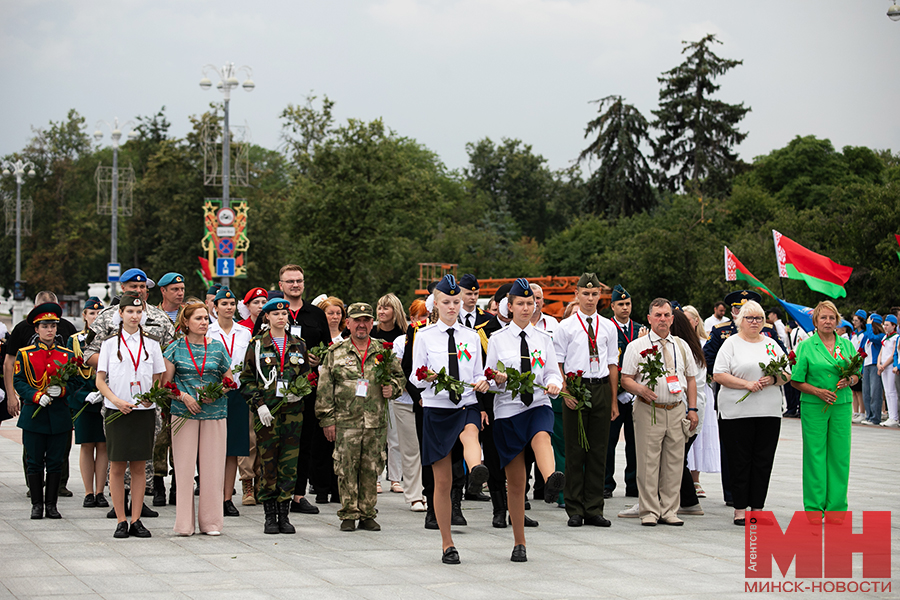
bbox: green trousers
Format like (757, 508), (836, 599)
(801, 400), (851, 514)
(562, 379), (612, 518)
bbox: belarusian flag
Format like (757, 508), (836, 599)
(773, 230), (853, 298)
(894, 234), (900, 262)
(724, 247), (775, 299)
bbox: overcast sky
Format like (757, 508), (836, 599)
(2, 0), (898, 173)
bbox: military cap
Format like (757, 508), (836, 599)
(611, 284), (630, 303)
(493, 282), (513, 302)
(885, 314), (897, 326)
(871, 314), (883, 324)
(724, 290), (761, 307)
(458, 274), (480, 291)
(577, 273), (601, 289)
(27, 302), (62, 326)
(83, 297), (104, 311)
(670, 300), (683, 312)
(347, 302), (374, 319)
(261, 298), (290, 314)
(157, 272), (184, 288)
(854, 309), (868, 320)
(214, 287), (236, 304)
(121, 268), (155, 288)
(206, 283), (222, 296)
(509, 278), (532, 297)
(120, 292), (144, 308)
(243, 287), (268, 305)
(434, 274), (460, 296)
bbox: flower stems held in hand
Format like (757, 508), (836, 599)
(415, 366), (497, 397)
(822, 349), (864, 413)
(34, 356), (84, 417)
(736, 353), (791, 403)
(254, 372), (316, 431)
(637, 346), (665, 424)
(564, 370), (592, 451)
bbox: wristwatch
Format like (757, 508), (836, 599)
(687, 407), (698, 413)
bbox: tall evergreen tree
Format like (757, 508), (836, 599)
(651, 34), (750, 196)
(578, 95), (656, 218)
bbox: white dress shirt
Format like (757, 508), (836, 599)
(97, 330), (166, 410)
(621, 331), (698, 405)
(410, 321), (485, 409)
(207, 320), (253, 384)
(458, 309), (478, 329)
(532, 313), (559, 336)
(553, 310), (618, 377)
(704, 314), (729, 332)
(486, 322), (563, 419)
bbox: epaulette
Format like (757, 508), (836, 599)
(412, 318), (428, 330)
(713, 321), (732, 329)
(474, 321), (489, 330)
(476, 307), (485, 316)
(20, 344), (36, 353)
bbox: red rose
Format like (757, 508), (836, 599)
(307, 372), (318, 388)
(75, 357), (84, 367)
(164, 382), (179, 394)
(416, 366), (430, 381)
(858, 350), (867, 359)
(484, 368), (495, 380)
(382, 342), (393, 350)
(376, 354), (384, 362)
(327, 341), (334, 347)
(223, 376), (237, 389)
(576, 370), (584, 376)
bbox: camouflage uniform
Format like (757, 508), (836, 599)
(315, 337), (405, 522)
(240, 331), (309, 503)
(84, 301), (176, 491)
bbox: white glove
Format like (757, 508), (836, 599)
(86, 391), (104, 405)
(46, 385), (62, 398)
(0, 388), (5, 403)
(39, 394), (52, 407)
(257, 405), (273, 428)
(285, 393), (302, 404)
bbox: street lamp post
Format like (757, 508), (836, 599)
(200, 62), (254, 287)
(1, 159), (36, 286)
(94, 118), (137, 297)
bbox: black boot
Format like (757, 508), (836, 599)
(263, 501), (279, 534)
(44, 472), (62, 519)
(450, 487), (467, 526)
(491, 489), (507, 528)
(28, 473), (43, 519)
(277, 501), (296, 534)
(108, 488), (129, 518)
(424, 495), (438, 530)
(152, 476), (166, 507)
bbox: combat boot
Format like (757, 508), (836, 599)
(152, 476), (166, 506)
(28, 473), (43, 519)
(44, 472), (62, 519)
(491, 487), (507, 528)
(263, 501), (279, 534)
(450, 487), (467, 526)
(277, 501), (296, 534)
(424, 495), (438, 530)
(241, 479), (256, 506)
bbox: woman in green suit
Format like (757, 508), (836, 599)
(789, 301), (860, 522)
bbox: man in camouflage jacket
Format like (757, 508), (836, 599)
(316, 302), (405, 532)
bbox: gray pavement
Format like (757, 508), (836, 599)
(0, 418), (897, 600)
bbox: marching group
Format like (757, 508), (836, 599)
(0, 264), (888, 564)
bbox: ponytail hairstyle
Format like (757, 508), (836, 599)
(177, 300), (209, 337)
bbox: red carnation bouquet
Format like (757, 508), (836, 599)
(34, 356), (85, 417)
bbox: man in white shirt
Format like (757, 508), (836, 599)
(529, 283), (558, 335)
(621, 298), (698, 527)
(553, 273), (618, 527)
(704, 302), (728, 332)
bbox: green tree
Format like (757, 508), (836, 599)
(578, 95), (657, 218)
(652, 34), (750, 196)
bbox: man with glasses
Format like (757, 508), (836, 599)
(278, 265), (333, 515)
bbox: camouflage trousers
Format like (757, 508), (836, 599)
(254, 408), (303, 503)
(152, 405), (173, 478)
(333, 427), (386, 521)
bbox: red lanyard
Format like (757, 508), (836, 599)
(186, 338), (207, 378)
(273, 337), (287, 373)
(220, 333), (235, 358)
(576, 313), (599, 353)
(121, 333), (143, 372)
(353, 338), (371, 376)
(613, 319), (634, 344)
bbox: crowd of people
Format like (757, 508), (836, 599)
(1, 264), (894, 564)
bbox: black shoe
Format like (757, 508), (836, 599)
(510, 544), (527, 563)
(44, 473), (62, 519)
(442, 546), (460, 565)
(358, 518), (381, 531)
(603, 489), (613, 499)
(114, 521), (129, 539)
(128, 519), (152, 538)
(94, 493), (109, 507)
(464, 490), (490, 502)
(152, 476), (166, 507)
(139, 503), (158, 518)
(450, 488), (467, 526)
(290, 497), (320, 514)
(277, 501), (296, 534)
(725, 500), (734, 507)
(585, 515), (612, 527)
(567, 515), (584, 527)
(340, 519), (356, 532)
(58, 486), (73, 497)
(424, 503), (439, 530)
(468, 464), (490, 490)
(31, 503), (44, 519)
(734, 518), (746, 526)
(28, 474), (44, 519)
(544, 471), (565, 504)
(510, 514), (540, 527)
(315, 492), (329, 504)
(263, 501), (280, 534)
(45, 504), (62, 519)
(492, 511), (507, 528)
(625, 489), (639, 498)
(83, 494), (96, 508)
(223, 500), (240, 517)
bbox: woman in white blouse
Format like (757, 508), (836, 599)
(713, 300), (790, 526)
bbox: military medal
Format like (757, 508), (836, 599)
(290, 355), (299, 365)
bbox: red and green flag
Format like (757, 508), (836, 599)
(894, 234), (900, 262)
(724, 247), (775, 299)
(772, 230), (853, 298)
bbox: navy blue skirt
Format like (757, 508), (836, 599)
(422, 404), (482, 466)
(493, 405), (554, 469)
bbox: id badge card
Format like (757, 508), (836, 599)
(589, 356), (601, 374)
(666, 375), (683, 394)
(290, 325), (302, 339)
(130, 381), (143, 398)
(355, 378), (369, 397)
(276, 379), (287, 398)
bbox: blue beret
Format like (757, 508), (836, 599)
(458, 274), (479, 291)
(854, 309), (868, 320)
(214, 288), (236, 303)
(508, 278), (532, 297)
(261, 298), (290, 314)
(158, 272), (184, 288)
(611, 284), (630, 302)
(121, 268), (151, 285)
(434, 274), (460, 296)
(206, 284), (222, 296)
(83, 297), (104, 311)
(884, 315), (897, 325)
(871, 314), (883, 324)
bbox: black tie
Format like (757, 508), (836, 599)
(520, 331), (533, 407)
(586, 316), (598, 357)
(465, 314), (472, 329)
(448, 328), (461, 405)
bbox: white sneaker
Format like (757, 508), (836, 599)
(409, 500), (427, 512)
(618, 503), (640, 518)
(677, 504), (704, 516)
(852, 413), (865, 423)
(879, 418), (899, 428)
